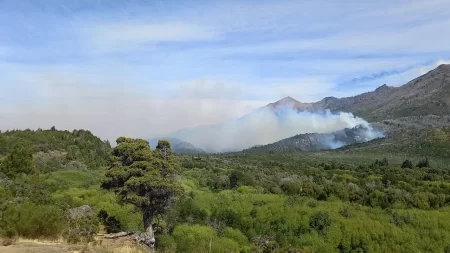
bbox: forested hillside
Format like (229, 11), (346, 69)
(0, 128), (111, 172)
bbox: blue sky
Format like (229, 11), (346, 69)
(1, 0), (450, 141)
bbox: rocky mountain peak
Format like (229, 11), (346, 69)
(266, 96), (311, 110)
(375, 84), (390, 92)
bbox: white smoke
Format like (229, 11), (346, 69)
(169, 104), (383, 152)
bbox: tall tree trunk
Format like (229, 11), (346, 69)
(139, 209), (155, 248)
(143, 209), (153, 233)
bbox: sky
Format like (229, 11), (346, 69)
(1, 0), (450, 142)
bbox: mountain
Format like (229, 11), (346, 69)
(244, 125), (382, 153)
(245, 64), (450, 154)
(160, 64), (450, 153)
(266, 96), (311, 111)
(306, 64), (450, 121)
(149, 137), (205, 154)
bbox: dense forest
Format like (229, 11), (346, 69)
(2, 128), (450, 252)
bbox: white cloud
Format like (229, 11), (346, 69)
(218, 17), (450, 55)
(347, 59), (450, 90)
(82, 22), (219, 52)
(187, 0), (450, 56)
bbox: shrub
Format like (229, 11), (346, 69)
(98, 209), (122, 233)
(309, 212), (331, 235)
(222, 227), (248, 245)
(2, 202), (66, 238)
(401, 159), (413, 169)
(172, 224), (240, 253)
(417, 157), (430, 168)
(64, 207), (99, 243)
(445, 244), (450, 253)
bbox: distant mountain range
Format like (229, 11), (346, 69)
(154, 64), (450, 153)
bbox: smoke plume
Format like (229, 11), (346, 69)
(169, 104), (383, 152)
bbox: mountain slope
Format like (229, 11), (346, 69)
(244, 125), (382, 153)
(308, 64), (450, 121)
(161, 64), (450, 153)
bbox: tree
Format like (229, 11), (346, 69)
(309, 212), (331, 235)
(417, 157), (430, 168)
(401, 159), (413, 169)
(101, 137), (180, 248)
(0, 140), (35, 178)
(374, 157), (389, 167)
(155, 140), (172, 162)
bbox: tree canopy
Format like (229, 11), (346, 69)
(0, 139), (35, 178)
(102, 137), (180, 248)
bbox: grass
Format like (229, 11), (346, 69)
(0, 236), (148, 253)
(15, 236), (65, 244)
(91, 245), (147, 253)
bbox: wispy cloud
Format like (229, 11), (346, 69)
(82, 22), (219, 52)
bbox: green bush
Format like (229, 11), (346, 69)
(172, 224), (240, 253)
(222, 227), (249, 245)
(2, 202), (66, 238)
(309, 212), (331, 235)
(401, 159), (413, 169)
(98, 209), (122, 233)
(64, 214), (99, 243)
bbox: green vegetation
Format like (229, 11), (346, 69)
(2, 128), (450, 252)
(0, 128), (111, 171)
(102, 138), (181, 245)
(0, 139), (35, 178)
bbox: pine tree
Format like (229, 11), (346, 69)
(401, 159), (413, 169)
(101, 137), (181, 248)
(417, 157), (430, 168)
(0, 139), (35, 178)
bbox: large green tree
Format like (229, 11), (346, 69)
(0, 140), (35, 178)
(101, 137), (180, 248)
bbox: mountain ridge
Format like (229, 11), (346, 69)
(265, 96), (312, 111)
(307, 64), (450, 121)
(161, 64), (450, 153)
(243, 125), (382, 154)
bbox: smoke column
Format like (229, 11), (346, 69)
(169, 103), (383, 152)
